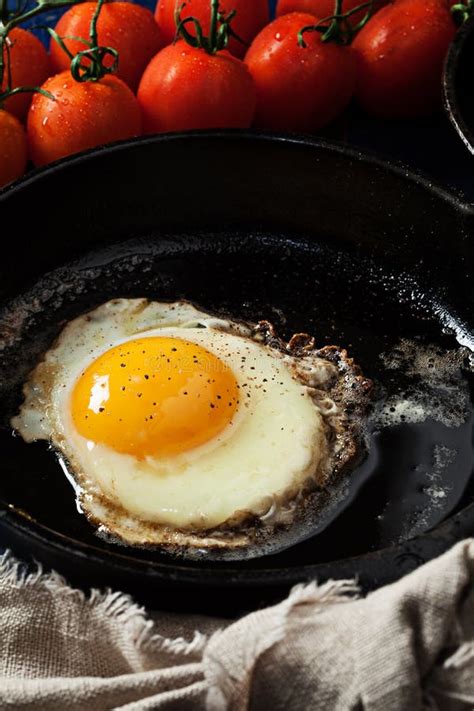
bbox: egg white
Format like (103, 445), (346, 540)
(12, 299), (330, 538)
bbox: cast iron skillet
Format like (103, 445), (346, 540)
(443, 15), (474, 154)
(0, 132), (473, 616)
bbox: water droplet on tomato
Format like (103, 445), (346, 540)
(275, 32), (282, 41)
(42, 116), (48, 126)
(56, 91), (63, 98)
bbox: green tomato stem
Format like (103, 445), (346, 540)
(0, 0), (81, 103)
(451, 0), (473, 23)
(298, 0), (375, 46)
(47, 0), (120, 83)
(175, 0), (242, 55)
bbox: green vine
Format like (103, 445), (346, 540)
(451, 0), (474, 24)
(298, 0), (376, 46)
(174, 0), (245, 55)
(49, 0), (118, 82)
(0, 0), (79, 105)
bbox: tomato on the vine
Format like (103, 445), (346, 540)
(140, 0), (255, 132)
(154, 0), (269, 58)
(245, 12), (356, 132)
(50, 2), (162, 91)
(0, 109), (27, 187)
(352, 0), (457, 118)
(138, 42), (255, 132)
(1, 28), (51, 122)
(27, 72), (141, 166)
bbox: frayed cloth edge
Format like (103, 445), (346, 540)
(0, 550), (207, 658)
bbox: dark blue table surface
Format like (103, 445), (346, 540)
(24, 0), (474, 202)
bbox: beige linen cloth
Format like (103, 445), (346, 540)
(1, 540), (474, 711)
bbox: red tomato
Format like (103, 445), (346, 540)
(245, 13), (356, 132)
(276, 0), (386, 28)
(137, 42), (256, 132)
(50, 2), (162, 91)
(155, 0), (269, 58)
(1, 28), (51, 122)
(0, 109), (27, 187)
(27, 71), (141, 167)
(352, 0), (456, 118)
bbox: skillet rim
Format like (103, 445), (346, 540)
(1, 498), (473, 589)
(443, 15), (474, 156)
(1, 129), (472, 212)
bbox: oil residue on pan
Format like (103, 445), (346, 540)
(367, 339), (473, 546)
(0, 232), (472, 567)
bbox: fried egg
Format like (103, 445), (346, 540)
(11, 299), (371, 552)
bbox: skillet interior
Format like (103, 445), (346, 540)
(0, 132), (473, 615)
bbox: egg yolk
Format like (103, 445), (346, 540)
(71, 336), (239, 458)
